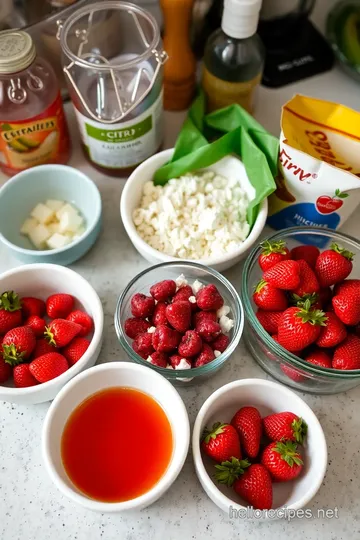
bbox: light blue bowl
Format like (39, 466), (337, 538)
(0, 165), (102, 265)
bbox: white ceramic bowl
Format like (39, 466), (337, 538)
(192, 379), (327, 518)
(42, 362), (190, 512)
(120, 148), (268, 272)
(0, 264), (104, 405)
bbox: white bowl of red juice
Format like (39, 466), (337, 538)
(42, 362), (190, 511)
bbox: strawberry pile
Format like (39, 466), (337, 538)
(0, 291), (94, 387)
(124, 275), (234, 370)
(201, 407), (307, 510)
(254, 240), (360, 377)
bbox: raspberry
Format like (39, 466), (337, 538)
(124, 318), (151, 339)
(169, 355), (191, 369)
(146, 351), (168, 367)
(196, 319), (221, 343)
(130, 293), (155, 319)
(196, 284), (224, 311)
(193, 310), (217, 329)
(193, 344), (216, 367)
(210, 333), (230, 352)
(132, 332), (154, 358)
(173, 285), (198, 311)
(178, 330), (203, 357)
(165, 301), (191, 333)
(152, 302), (168, 326)
(152, 325), (181, 352)
(150, 280), (176, 302)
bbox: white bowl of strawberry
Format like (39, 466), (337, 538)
(115, 261), (244, 384)
(242, 227), (360, 394)
(192, 378), (327, 516)
(0, 264), (103, 404)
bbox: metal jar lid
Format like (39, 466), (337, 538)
(0, 30), (37, 74)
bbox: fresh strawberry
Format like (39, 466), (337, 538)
(45, 319), (82, 348)
(196, 284), (224, 311)
(173, 285), (197, 311)
(150, 280), (176, 302)
(210, 333), (230, 352)
(277, 301), (327, 352)
(21, 297), (45, 318)
(169, 355), (191, 369)
(262, 260), (301, 290)
(231, 406), (262, 459)
(178, 330), (202, 357)
(253, 280), (288, 311)
(316, 311), (346, 348)
(280, 363), (306, 383)
(293, 260), (320, 297)
(193, 343), (216, 367)
(124, 318), (151, 339)
(290, 245), (320, 269)
(13, 364), (38, 388)
(196, 319), (221, 343)
(0, 291), (22, 335)
(32, 338), (55, 360)
(130, 293), (155, 319)
(132, 332), (154, 359)
(165, 301), (191, 332)
(332, 335), (360, 370)
(0, 355), (11, 383)
(332, 293), (360, 326)
(152, 324), (181, 352)
(24, 315), (46, 338)
(62, 337), (90, 366)
(259, 240), (290, 271)
(2, 326), (36, 365)
(152, 302), (168, 326)
(201, 422), (241, 463)
(66, 310), (94, 337)
(146, 351), (169, 367)
(233, 464), (273, 510)
(193, 310), (217, 329)
(261, 440), (303, 482)
(256, 310), (283, 334)
(315, 243), (353, 287)
(305, 349), (332, 368)
(29, 352), (68, 382)
(46, 294), (74, 319)
(333, 279), (360, 297)
(263, 411), (307, 444)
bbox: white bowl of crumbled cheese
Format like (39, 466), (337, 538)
(121, 149), (268, 272)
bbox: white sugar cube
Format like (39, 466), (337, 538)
(56, 203), (79, 221)
(45, 199), (64, 212)
(28, 223), (51, 250)
(46, 233), (71, 250)
(20, 217), (38, 235)
(30, 203), (55, 225)
(59, 210), (83, 234)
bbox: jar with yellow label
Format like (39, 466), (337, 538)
(0, 30), (70, 176)
(202, 0), (265, 115)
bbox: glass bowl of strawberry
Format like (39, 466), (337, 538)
(115, 261), (244, 385)
(242, 227), (360, 394)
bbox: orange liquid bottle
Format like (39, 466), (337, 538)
(160, 0), (197, 110)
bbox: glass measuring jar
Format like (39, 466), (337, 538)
(0, 30), (70, 176)
(59, 1), (167, 177)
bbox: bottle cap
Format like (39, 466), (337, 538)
(0, 30), (36, 74)
(221, 0), (262, 39)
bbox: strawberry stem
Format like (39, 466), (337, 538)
(0, 291), (21, 312)
(2, 344), (25, 366)
(330, 243), (354, 261)
(44, 327), (57, 347)
(254, 279), (268, 293)
(294, 300), (327, 326)
(291, 292), (319, 308)
(291, 417), (308, 444)
(273, 441), (303, 467)
(260, 240), (288, 256)
(214, 457), (250, 487)
(202, 422), (226, 444)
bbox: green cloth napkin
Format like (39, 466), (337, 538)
(154, 91), (279, 227)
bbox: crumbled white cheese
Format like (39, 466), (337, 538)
(214, 350), (222, 358)
(133, 171), (250, 260)
(217, 305), (231, 318)
(192, 280), (204, 295)
(219, 315), (234, 334)
(175, 274), (188, 289)
(189, 296), (196, 304)
(147, 326), (156, 334)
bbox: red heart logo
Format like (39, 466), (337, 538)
(316, 196), (343, 214)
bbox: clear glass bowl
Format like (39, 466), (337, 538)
(242, 227), (360, 395)
(115, 261), (244, 386)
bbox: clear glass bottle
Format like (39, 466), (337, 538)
(202, 0), (265, 114)
(0, 30), (70, 176)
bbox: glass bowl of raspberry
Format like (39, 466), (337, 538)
(115, 261), (244, 385)
(242, 226), (360, 395)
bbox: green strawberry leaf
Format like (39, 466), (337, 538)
(291, 417), (308, 444)
(260, 240), (288, 256)
(254, 279), (267, 293)
(0, 291), (21, 312)
(273, 441), (303, 468)
(295, 300), (327, 326)
(214, 457), (250, 487)
(202, 422), (226, 443)
(3, 344), (25, 366)
(331, 243), (354, 261)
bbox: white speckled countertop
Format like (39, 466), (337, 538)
(2, 3), (360, 535)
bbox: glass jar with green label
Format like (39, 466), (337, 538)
(59, 1), (167, 176)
